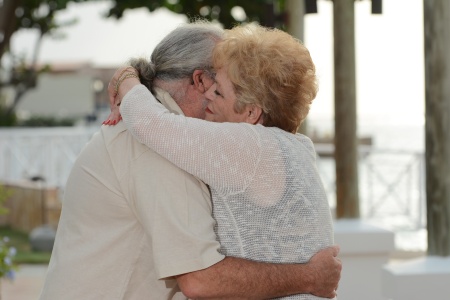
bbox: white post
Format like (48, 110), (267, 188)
(334, 219), (395, 300)
(382, 256), (450, 300)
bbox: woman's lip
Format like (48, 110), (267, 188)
(205, 107), (213, 114)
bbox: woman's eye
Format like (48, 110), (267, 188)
(214, 90), (221, 96)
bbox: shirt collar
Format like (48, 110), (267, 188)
(153, 87), (185, 116)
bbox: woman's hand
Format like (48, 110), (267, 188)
(103, 66), (140, 125)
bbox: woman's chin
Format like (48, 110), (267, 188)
(204, 114), (215, 122)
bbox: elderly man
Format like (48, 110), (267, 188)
(39, 21), (341, 300)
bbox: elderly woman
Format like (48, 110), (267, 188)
(107, 24), (335, 300)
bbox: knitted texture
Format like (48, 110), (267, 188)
(121, 85), (335, 299)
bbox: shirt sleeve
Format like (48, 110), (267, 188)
(125, 147), (224, 279)
(120, 85), (262, 195)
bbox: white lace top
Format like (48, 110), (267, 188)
(121, 85), (335, 300)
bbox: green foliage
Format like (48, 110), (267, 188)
(1, 0), (88, 60)
(0, 185), (50, 269)
(18, 116), (75, 127)
(0, 237), (17, 279)
(0, 187), (16, 279)
(0, 185), (12, 216)
(0, 106), (18, 127)
(8, 54), (51, 88)
(0, 227), (51, 265)
(11, 0), (88, 36)
(106, 0), (287, 29)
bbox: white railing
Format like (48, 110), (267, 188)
(0, 127), (97, 188)
(317, 148), (426, 231)
(0, 127), (426, 231)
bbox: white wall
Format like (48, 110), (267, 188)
(16, 73), (94, 119)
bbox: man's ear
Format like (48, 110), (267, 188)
(246, 105), (264, 125)
(191, 70), (207, 93)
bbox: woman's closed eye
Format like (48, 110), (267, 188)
(214, 89), (222, 97)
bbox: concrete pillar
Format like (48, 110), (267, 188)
(382, 256), (450, 300)
(334, 219), (395, 300)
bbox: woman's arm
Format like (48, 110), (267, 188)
(115, 78), (262, 194)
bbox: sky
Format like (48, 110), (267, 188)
(9, 0), (425, 127)
(304, 0), (424, 126)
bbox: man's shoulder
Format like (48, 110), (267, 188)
(100, 122), (158, 160)
(101, 122), (200, 177)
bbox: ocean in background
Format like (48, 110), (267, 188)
(308, 118), (425, 152)
(308, 118), (427, 252)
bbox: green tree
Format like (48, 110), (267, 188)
(105, 0), (287, 29)
(0, 0), (86, 125)
(0, 184), (16, 284)
(0, 0), (88, 65)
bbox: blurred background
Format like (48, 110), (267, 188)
(0, 0), (429, 299)
(2, 0), (425, 128)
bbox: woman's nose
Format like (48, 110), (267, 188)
(202, 76), (214, 91)
(204, 83), (216, 100)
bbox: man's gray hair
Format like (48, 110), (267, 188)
(130, 20), (223, 92)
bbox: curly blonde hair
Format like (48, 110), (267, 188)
(212, 24), (318, 133)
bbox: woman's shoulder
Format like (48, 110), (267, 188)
(261, 126), (313, 143)
(294, 133), (316, 155)
(254, 126), (315, 154)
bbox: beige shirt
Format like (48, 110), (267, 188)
(39, 88), (224, 300)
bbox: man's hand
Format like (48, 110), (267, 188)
(176, 246), (342, 299)
(307, 245), (342, 298)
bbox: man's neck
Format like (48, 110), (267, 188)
(154, 79), (194, 117)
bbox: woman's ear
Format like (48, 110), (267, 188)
(246, 105), (264, 125)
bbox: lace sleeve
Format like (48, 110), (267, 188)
(120, 85), (262, 194)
